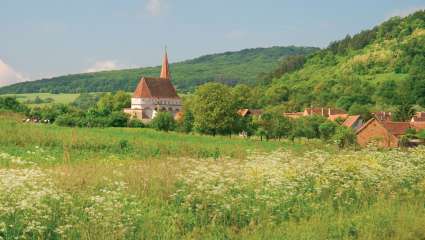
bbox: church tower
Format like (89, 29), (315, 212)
(160, 48), (171, 79)
(124, 49), (182, 123)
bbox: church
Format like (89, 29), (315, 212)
(124, 50), (182, 123)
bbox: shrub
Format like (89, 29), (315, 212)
(150, 112), (176, 132)
(127, 118), (145, 128)
(333, 126), (357, 149)
(319, 121), (338, 141)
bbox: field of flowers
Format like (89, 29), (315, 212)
(1, 115), (425, 239)
(2, 144), (425, 239)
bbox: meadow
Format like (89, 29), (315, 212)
(0, 93), (80, 107)
(1, 112), (425, 239)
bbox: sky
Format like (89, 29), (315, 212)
(0, 0), (424, 86)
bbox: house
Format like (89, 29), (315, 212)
(303, 107), (346, 118)
(411, 112), (425, 122)
(342, 115), (363, 130)
(283, 112), (304, 119)
(124, 50), (182, 123)
(356, 118), (425, 148)
(238, 109), (263, 118)
(373, 111), (392, 121)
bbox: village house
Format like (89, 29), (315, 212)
(356, 118), (425, 148)
(124, 50), (182, 123)
(342, 115), (363, 130)
(373, 111), (392, 121)
(411, 112), (425, 122)
(284, 107), (347, 119)
(238, 109), (263, 118)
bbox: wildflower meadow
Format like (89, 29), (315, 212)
(1, 116), (425, 239)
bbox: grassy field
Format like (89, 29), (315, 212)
(1, 112), (425, 239)
(0, 93), (80, 107)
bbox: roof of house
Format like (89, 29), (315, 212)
(342, 115), (361, 128)
(238, 109), (263, 117)
(356, 118), (411, 137)
(381, 121), (411, 136)
(133, 77), (179, 99)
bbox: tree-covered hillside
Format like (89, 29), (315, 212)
(264, 10), (425, 111)
(0, 46), (318, 94)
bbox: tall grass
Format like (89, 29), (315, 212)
(1, 116), (424, 239)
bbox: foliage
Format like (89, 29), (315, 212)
(71, 93), (101, 110)
(319, 120), (339, 141)
(0, 47), (318, 94)
(150, 112), (176, 132)
(177, 110), (194, 133)
(0, 96), (29, 113)
(192, 83), (240, 136)
(263, 10), (425, 109)
(392, 101), (416, 122)
(332, 126), (357, 149)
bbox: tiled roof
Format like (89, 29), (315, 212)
(133, 77), (179, 99)
(342, 115), (360, 128)
(160, 50), (171, 79)
(381, 121), (411, 136)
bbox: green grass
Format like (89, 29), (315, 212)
(0, 92), (80, 107)
(1, 113), (425, 239)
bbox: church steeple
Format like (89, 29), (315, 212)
(160, 47), (170, 80)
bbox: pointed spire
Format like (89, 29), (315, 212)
(160, 47), (170, 79)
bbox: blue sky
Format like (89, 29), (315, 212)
(0, 0), (424, 86)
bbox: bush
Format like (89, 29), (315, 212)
(333, 126), (357, 149)
(55, 113), (81, 127)
(319, 121), (338, 141)
(127, 118), (145, 128)
(150, 112), (176, 132)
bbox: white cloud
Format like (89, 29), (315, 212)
(146, 0), (163, 16)
(0, 59), (26, 87)
(86, 60), (119, 73)
(388, 6), (424, 18)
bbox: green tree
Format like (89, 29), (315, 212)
(192, 83), (239, 136)
(150, 112), (176, 132)
(319, 121), (339, 141)
(333, 126), (357, 149)
(392, 102), (416, 122)
(112, 91), (131, 111)
(348, 104), (372, 121)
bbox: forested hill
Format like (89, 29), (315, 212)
(263, 10), (425, 110)
(0, 46), (318, 94)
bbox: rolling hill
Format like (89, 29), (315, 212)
(264, 10), (425, 110)
(0, 46), (318, 94)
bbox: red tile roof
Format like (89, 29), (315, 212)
(133, 77), (179, 99)
(381, 121), (411, 136)
(342, 115), (360, 128)
(160, 50), (171, 79)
